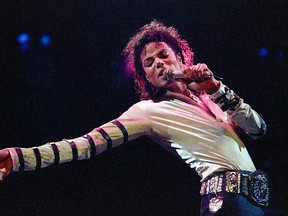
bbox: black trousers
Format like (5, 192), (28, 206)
(200, 193), (267, 216)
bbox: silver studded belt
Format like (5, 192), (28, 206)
(200, 170), (269, 206)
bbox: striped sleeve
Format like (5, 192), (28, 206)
(7, 104), (152, 172)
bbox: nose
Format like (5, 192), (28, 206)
(155, 57), (164, 68)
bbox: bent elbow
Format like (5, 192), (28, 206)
(245, 118), (267, 140)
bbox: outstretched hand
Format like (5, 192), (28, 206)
(0, 149), (13, 181)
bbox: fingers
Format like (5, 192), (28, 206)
(194, 63), (212, 80)
(0, 149), (13, 182)
(0, 149), (10, 162)
(1, 166), (12, 181)
(0, 168), (7, 181)
(181, 63), (220, 94)
(183, 63), (212, 81)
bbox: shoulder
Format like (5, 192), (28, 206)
(133, 100), (154, 107)
(127, 100), (157, 114)
(133, 99), (173, 109)
(125, 100), (167, 114)
(132, 99), (189, 114)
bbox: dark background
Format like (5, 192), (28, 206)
(0, 0), (287, 215)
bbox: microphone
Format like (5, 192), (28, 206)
(165, 70), (223, 81)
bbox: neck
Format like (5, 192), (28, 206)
(167, 82), (191, 97)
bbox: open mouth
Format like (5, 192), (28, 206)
(158, 68), (166, 77)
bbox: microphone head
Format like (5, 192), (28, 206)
(165, 70), (175, 80)
(164, 69), (217, 81)
(164, 70), (184, 80)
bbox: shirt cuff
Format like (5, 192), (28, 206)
(209, 81), (226, 100)
(7, 148), (20, 172)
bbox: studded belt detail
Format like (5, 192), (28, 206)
(200, 170), (269, 206)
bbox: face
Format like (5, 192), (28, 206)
(140, 42), (183, 90)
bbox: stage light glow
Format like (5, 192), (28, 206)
(17, 33), (30, 44)
(39, 35), (52, 46)
(258, 47), (269, 58)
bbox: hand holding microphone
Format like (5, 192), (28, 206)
(164, 63), (222, 82)
(164, 63), (222, 94)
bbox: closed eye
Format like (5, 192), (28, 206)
(144, 49), (171, 67)
(158, 49), (170, 58)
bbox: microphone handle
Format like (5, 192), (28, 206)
(166, 71), (223, 81)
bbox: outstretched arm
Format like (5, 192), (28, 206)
(0, 104), (151, 181)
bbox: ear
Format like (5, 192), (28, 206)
(176, 54), (183, 65)
(145, 74), (151, 83)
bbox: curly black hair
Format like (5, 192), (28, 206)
(122, 20), (194, 100)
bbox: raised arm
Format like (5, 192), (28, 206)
(183, 63), (266, 139)
(209, 82), (267, 139)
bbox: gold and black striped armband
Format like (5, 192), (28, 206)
(82, 134), (96, 159)
(65, 141), (78, 162)
(112, 119), (128, 143)
(51, 143), (60, 165)
(96, 127), (112, 150)
(93, 119), (128, 151)
(15, 147), (42, 171)
(15, 147), (24, 171)
(32, 147), (42, 170)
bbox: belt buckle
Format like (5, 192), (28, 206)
(225, 171), (239, 193)
(249, 171), (269, 206)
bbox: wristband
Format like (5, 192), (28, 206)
(212, 87), (241, 111)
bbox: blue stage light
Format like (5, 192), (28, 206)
(258, 47), (269, 58)
(39, 35), (52, 46)
(17, 33), (30, 44)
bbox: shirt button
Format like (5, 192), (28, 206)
(192, 95), (198, 101)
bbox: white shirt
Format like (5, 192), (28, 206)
(8, 82), (264, 181)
